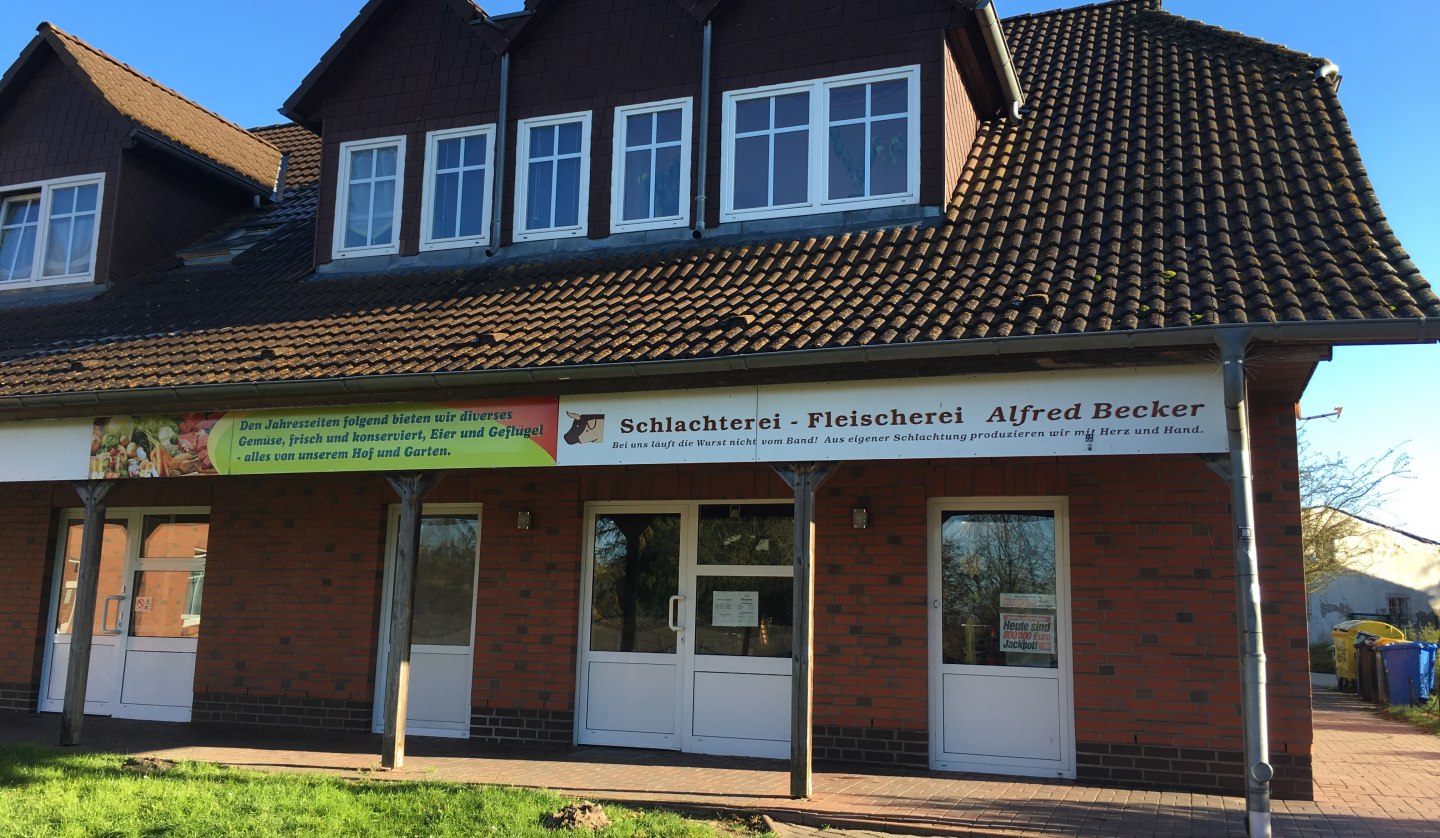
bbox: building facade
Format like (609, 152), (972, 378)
(1, 0), (1437, 807)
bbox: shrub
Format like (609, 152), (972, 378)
(1310, 641), (1337, 674)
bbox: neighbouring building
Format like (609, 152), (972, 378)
(1308, 510), (1440, 642)
(1, 0), (1437, 813)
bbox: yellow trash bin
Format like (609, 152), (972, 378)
(1331, 620), (1405, 690)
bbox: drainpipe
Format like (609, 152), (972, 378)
(691, 19), (713, 238)
(1219, 331), (1272, 838)
(971, 0), (1026, 121)
(486, 52), (511, 257)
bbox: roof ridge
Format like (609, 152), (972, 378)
(1001, 0), (1157, 25)
(39, 22), (282, 157)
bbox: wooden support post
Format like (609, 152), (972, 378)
(60, 480), (114, 747)
(773, 461), (838, 800)
(380, 471), (444, 770)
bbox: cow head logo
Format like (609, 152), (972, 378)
(564, 412), (604, 445)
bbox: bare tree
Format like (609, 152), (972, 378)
(1299, 430), (1411, 595)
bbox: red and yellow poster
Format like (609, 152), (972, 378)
(89, 399), (559, 478)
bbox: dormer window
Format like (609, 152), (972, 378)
(0, 173), (104, 288)
(514, 111), (592, 242)
(421, 124), (495, 251)
(611, 98), (692, 233)
(333, 136), (405, 259)
(721, 66), (920, 223)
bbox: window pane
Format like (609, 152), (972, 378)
(553, 156), (581, 227)
(51, 186), (76, 215)
(697, 504), (793, 566)
(556, 122), (582, 155)
(345, 181), (372, 248)
(433, 171), (459, 239)
(437, 138), (462, 171)
(655, 108), (682, 143)
(54, 521), (128, 636)
(774, 92), (809, 128)
(590, 513), (680, 654)
(653, 145), (682, 218)
(773, 129), (809, 205)
(43, 216), (72, 275)
(141, 515), (209, 559)
(458, 168), (486, 237)
(374, 146), (397, 177)
(693, 576), (793, 657)
(940, 511), (1058, 669)
(733, 135), (770, 209)
(622, 148), (652, 221)
(351, 148), (374, 180)
(73, 184), (99, 213)
(462, 135), (487, 167)
(626, 113), (653, 149)
(828, 122), (867, 200)
(370, 179), (395, 245)
(531, 125), (554, 157)
(68, 215), (94, 274)
(0, 203), (37, 281)
(871, 78), (908, 116)
(870, 116), (909, 196)
(526, 160), (553, 229)
(411, 516), (478, 647)
(130, 570), (203, 639)
(829, 84), (867, 122)
(735, 98), (770, 134)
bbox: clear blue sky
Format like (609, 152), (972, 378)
(3, 1), (1436, 533)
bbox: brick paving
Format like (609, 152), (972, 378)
(2, 683), (1437, 837)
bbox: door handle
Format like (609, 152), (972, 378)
(668, 595), (684, 632)
(100, 595), (126, 636)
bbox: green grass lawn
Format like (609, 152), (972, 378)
(0, 744), (768, 838)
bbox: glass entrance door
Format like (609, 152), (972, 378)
(43, 510), (209, 722)
(928, 498), (1075, 778)
(373, 506), (481, 738)
(577, 502), (794, 758)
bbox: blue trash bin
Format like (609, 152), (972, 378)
(1376, 641), (1438, 706)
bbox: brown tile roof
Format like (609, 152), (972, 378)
(0, 0), (1434, 404)
(249, 123), (322, 188)
(40, 23), (283, 192)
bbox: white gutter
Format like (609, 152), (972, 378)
(972, 0), (1026, 121)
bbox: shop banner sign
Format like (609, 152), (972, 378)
(3, 365), (1224, 482)
(555, 366), (1226, 465)
(84, 400), (558, 478)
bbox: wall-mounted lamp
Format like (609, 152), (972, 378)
(851, 507), (869, 529)
(516, 510), (533, 530)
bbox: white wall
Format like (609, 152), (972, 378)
(1307, 521), (1440, 643)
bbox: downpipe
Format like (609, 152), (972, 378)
(1220, 331), (1272, 838)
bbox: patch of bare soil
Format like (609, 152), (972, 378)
(546, 801), (611, 831)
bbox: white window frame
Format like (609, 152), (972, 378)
(0, 172), (105, 289)
(420, 124), (496, 252)
(720, 65), (921, 223)
(332, 135), (406, 259)
(513, 110), (592, 242)
(610, 98), (693, 234)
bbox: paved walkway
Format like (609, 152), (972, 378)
(2, 684), (1437, 836)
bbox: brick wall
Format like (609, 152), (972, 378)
(190, 474), (389, 729)
(0, 409), (1312, 796)
(0, 484), (56, 710)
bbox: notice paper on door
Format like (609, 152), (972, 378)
(712, 591), (760, 627)
(998, 613), (1055, 654)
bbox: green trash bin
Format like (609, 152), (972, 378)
(1332, 620), (1404, 691)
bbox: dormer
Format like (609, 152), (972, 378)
(282, 0), (1018, 271)
(0, 23), (284, 295)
